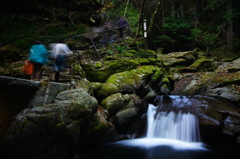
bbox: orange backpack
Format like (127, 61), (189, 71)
(22, 60), (33, 75)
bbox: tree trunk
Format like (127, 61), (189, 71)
(124, 0), (130, 17)
(134, 0), (146, 38)
(193, 0), (199, 42)
(162, 0), (165, 23)
(227, 0), (233, 50)
(171, 0), (175, 18)
(147, 0), (161, 35)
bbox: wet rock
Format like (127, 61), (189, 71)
(0, 88), (117, 159)
(192, 95), (240, 144)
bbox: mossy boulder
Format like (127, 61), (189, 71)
(74, 78), (93, 95)
(192, 95), (240, 143)
(215, 58), (240, 73)
(96, 83), (119, 100)
(101, 93), (125, 117)
(0, 88), (117, 158)
(178, 58), (217, 72)
(171, 71), (240, 106)
(54, 89), (98, 119)
(106, 65), (164, 91)
(96, 66), (168, 100)
(157, 50), (198, 67)
(81, 59), (139, 82)
(72, 63), (86, 78)
(91, 82), (103, 96)
(80, 57), (164, 82)
(101, 93), (148, 134)
(100, 93), (147, 118)
(113, 94), (148, 124)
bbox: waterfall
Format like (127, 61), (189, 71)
(113, 95), (206, 152)
(146, 95), (201, 142)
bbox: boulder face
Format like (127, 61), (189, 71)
(160, 50), (240, 107)
(95, 65), (172, 101)
(80, 57), (163, 82)
(101, 93), (148, 135)
(191, 95), (240, 144)
(157, 50), (198, 67)
(0, 88), (117, 159)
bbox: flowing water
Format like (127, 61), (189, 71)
(80, 95), (239, 159)
(146, 96), (201, 142)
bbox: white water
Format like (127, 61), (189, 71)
(146, 104), (201, 142)
(116, 138), (206, 150)
(115, 95), (206, 151)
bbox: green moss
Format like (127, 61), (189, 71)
(135, 49), (157, 58)
(107, 59), (138, 71)
(151, 68), (164, 80)
(132, 65), (157, 75)
(91, 82), (103, 92)
(188, 58), (216, 71)
(129, 50), (137, 54)
(125, 53), (134, 57)
(138, 58), (150, 64)
(107, 65), (161, 90)
(96, 83), (119, 99)
(100, 93), (125, 116)
(186, 72), (240, 95)
(95, 62), (103, 68)
(82, 59), (140, 82)
(72, 64), (86, 77)
(162, 77), (170, 83)
(91, 121), (108, 133)
(106, 71), (138, 87)
(96, 65), (165, 100)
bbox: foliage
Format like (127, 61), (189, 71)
(0, 0), (102, 55)
(139, 0), (240, 55)
(156, 35), (175, 44)
(153, 17), (193, 52)
(1, 0), (240, 60)
(0, 17), (38, 51)
(107, 2), (139, 33)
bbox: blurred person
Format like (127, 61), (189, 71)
(117, 17), (128, 38)
(28, 40), (48, 81)
(50, 43), (73, 82)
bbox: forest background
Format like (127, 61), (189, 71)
(0, 0), (240, 61)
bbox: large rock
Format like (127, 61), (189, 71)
(80, 57), (163, 82)
(157, 50), (198, 67)
(0, 88), (117, 159)
(96, 65), (172, 101)
(193, 95), (240, 144)
(101, 93), (148, 136)
(0, 75), (40, 89)
(29, 82), (70, 107)
(172, 71), (240, 106)
(171, 58), (240, 106)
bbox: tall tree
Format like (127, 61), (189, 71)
(226, 0), (233, 50)
(135, 0), (146, 38)
(147, 0), (161, 35)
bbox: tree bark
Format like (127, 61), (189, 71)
(227, 0), (233, 50)
(134, 0), (146, 38)
(124, 0), (130, 17)
(193, 0), (199, 42)
(147, 0), (161, 35)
